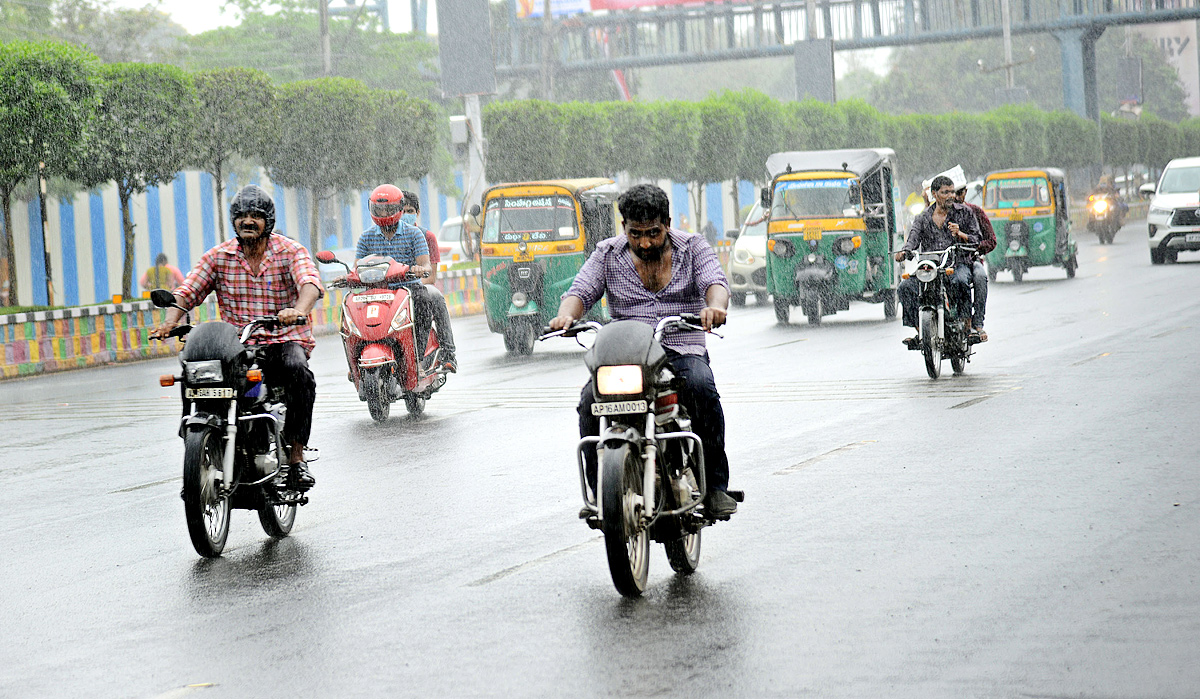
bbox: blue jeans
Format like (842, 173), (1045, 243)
(578, 349), (730, 493)
(971, 261), (987, 328)
(898, 264), (973, 328)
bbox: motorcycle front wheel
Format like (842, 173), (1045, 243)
(182, 427), (231, 558)
(363, 367), (390, 422)
(920, 309), (942, 379)
(601, 442), (650, 597)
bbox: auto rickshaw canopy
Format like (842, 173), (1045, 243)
(766, 148), (897, 179)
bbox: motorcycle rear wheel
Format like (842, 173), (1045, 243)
(951, 355), (966, 375)
(363, 368), (390, 422)
(258, 487), (296, 538)
(404, 393), (425, 417)
(601, 443), (650, 597)
(920, 309), (942, 379)
(182, 427), (231, 558)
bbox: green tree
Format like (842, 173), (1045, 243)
(685, 97), (744, 230)
(191, 67), (275, 242)
(717, 89), (783, 223)
(557, 102), (612, 179)
(482, 100), (565, 182)
(261, 77), (376, 252)
(368, 88), (440, 186)
(645, 101), (699, 185)
(74, 62), (197, 298)
(0, 40), (97, 306)
(602, 101), (654, 178)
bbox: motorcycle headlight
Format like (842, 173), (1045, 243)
(512, 291), (528, 308)
(388, 303), (411, 332)
(185, 360), (224, 384)
(1092, 199), (1109, 213)
(596, 365), (643, 395)
(915, 263), (937, 283)
(1009, 238), (1022, 251)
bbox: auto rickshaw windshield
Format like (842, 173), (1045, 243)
(483, 195), (578, 243)
(771, 179), (860, 219)
(986, 177), (1051, 208)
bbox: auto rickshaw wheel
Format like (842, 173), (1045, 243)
(504, 319), (537, 355)
(1065, 254), (1078, 279)
(803, 298), (822, 326)
(1011, 263), (1024, 283)
(987, 264), (997, 282)
(881, 289), (897, 320)
(773, 298), (790, 324)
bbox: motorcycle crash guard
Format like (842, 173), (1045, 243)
(358, 342), (396, 368)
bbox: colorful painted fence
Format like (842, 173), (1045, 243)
(0, 269), (486, 380)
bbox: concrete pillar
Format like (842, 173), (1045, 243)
(1053, 25), (1105, 122)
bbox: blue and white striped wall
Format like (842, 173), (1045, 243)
(2, 171), (758, 308)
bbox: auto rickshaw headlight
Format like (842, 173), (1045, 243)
(770, 239), (794, 258)
(511, 291), (528, 308)
(915, 263), (937, 283)
(807, 253), (817, 264)
(1009, 238), (1022, 251)
(834, 236), (856, 255)
(596, 365), (643, 395)
(517, 240), (528, 253)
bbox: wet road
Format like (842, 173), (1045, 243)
(3, 223), (1199, 698)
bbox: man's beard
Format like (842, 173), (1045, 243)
(632, 242), (666, 262)
(236, 226), (265, 246)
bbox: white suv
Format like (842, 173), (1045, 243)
(1143, 156), (1200, 264)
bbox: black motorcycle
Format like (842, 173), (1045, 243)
(151, 290), (311, 558)
(541, 314), (743, 597)
(1086, 192), (1125, 244)
(904, 245), (979, 379)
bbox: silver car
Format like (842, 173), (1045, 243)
(726, 203), (769, 306)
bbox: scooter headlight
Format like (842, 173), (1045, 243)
(596, 365), (643, 395)
(511, 291), (528, 308)
(185, 359), (224, 384)
(388, 303), (411, 332)
(914, 262), (937, 283)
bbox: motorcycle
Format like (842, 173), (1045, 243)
(316, 251), (449, 422)
(540, 314), (744, 597)
(1087, 192), (1125, 244)
(903, 245), (980, 379)
(151, 289), (311, 558)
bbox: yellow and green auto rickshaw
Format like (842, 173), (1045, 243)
(762, 148), (901, 325)
(478, 178), (618, 354)
(982, 168), (1079, 282)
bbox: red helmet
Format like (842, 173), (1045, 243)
(369, 184), (405, 227)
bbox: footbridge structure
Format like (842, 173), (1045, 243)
(494, 0), (1200, 119)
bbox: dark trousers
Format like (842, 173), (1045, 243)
(257, 342), (316, 448)
(578, 350), (730, 493)
(898, 265), (973, 329)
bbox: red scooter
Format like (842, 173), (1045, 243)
(316, 251), (450, 422)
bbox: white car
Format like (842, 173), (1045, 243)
(726, 202), (769, 306)
(1142, 156), (1200, 264)
(435, 216), (474, 268)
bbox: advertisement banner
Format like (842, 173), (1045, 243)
(1136, 21), (1200, 117)
(516, 0), (590, 19)
(588, 0), (708, 9)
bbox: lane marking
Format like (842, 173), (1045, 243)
(1019, 286), (1046, 295)
(467, 537), (600, 587)
(152, 684), (216, 699)
(1070, 352), (1111, 367)
(109, 476), (178, 494)
(764, 338), (809, 349)
(1151, 325), (1190, 339)
(950, 395), (993, 409)
(774, 440), (876, 475)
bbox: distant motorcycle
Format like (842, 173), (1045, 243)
(151, 289), (310, 558)
(1087, 192), (1125, 244)
(903, 245), (980, 379)
(316, 251), (449, 422)
(541, 315), (743, 597)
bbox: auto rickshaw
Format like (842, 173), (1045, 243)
(478, 178), (617, 354)
(982, 168), (1079, 281)
(762, 148), (901, 325)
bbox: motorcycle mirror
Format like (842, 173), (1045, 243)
(150, 289), (177, 308)
(315, 250), (337, 264)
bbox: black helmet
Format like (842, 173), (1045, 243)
(229, 184), (275, 234)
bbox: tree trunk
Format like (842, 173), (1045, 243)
(120, 184), (136, 299)
(730, 181), (742, 228)
(1, 183), (15, 307)
(214, 161), (226, 242)
(309, 187), (321, 253)
(688, 182), (705, 234)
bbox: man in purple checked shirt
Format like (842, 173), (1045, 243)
(549, 183), (738, 518)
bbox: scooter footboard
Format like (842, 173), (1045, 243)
(654, 430), (706, 517)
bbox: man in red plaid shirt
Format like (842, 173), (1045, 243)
(150, 185), (322, 491)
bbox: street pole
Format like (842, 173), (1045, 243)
(806, 0), (818, 39)
(319, 0), (332, 76)
(37, 163), (52, 306)
(464, 94), (486, 213)
(1001, 0), (1014, 89)
(541, 0), (554, 100)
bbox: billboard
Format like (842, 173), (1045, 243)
(1136, 21), (1200, 117)
(516, 0), (708, 18)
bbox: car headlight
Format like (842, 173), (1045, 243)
(834, 236), (856, 255)
(185, 360), (224, 384)
(389, 303), (411, 332)
(734, 248), (752, 264)
(1009, 238), (1022, 251)
(596, 365), (643, 395)
(915, 263), (937, 283)
(512, 291), (528, 308)
(1149, 206), (1172, 218)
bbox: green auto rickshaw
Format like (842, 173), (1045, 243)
(762, 148), (901, 325)
(478, 178), (617, 354)
(982, 168), (1079, 281)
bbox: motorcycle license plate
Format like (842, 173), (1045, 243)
(591, 400), (648, 416)
(1186, 233), (1200, 243)
(353, 293), (395, 303)
(185, 387), (234, 399)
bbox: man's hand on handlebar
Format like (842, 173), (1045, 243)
(408, 265), (431, 279)
(148, 321), (178, 341)
(277, 308), (308, 326)
(548, 313), (577, 331)
(699, 306), (726, 331)
(894, 250), (911, 263)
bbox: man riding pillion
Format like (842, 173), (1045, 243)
(351, 185), (439, 364)
(895, 175), (982, 348)
(954, 176), (996, 343)
(149, 184), (322, 491)
(549, 183), (738, 518)
(400, 190), (457, 373)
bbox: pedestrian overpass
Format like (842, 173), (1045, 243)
(493, 0), (1200, 119)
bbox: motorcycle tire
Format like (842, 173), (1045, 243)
(773, 297), (790, 324)
(664, 458), (702, 575)
(405, 393), (425, 417)
(920, 309), (942, 380)
(182, 427), (231, 558)
(258, 485), (297, 538)
(363, 368), (390, 423)
(951, 355), (966, 375)
(601, 442), (650, 597)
